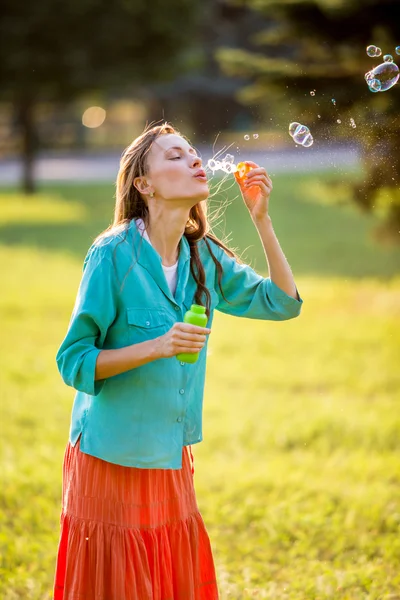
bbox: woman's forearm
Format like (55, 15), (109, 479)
(253, 214), (298, 299)
(95, 338), (162, 381)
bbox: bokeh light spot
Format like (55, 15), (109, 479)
(82, 106), (106, 128)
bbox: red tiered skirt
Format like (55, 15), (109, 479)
(53, 436), (219, 600)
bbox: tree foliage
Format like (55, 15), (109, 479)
(0, 0), (199, 191)
(217, 0), (400, 241)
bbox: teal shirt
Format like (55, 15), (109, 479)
(56, 218), (303, 469)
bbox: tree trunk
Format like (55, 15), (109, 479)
(17, 96), (36, 194)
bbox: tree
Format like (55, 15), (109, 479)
(216, 0), (400, 242)
(0, 0), (199, 193)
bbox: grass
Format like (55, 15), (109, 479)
(0, 174), (399, 599)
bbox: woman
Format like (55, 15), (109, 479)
(53, 122), (303, 600)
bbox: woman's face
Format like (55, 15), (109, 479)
(145, 134), (209, 203)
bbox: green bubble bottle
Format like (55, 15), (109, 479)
(176, 304), (208, 364)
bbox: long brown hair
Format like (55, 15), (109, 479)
(94, 122), (244, 318)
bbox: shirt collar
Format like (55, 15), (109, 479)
(127, 218), (191, 307)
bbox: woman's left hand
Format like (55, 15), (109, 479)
(234, 161), (273, 221)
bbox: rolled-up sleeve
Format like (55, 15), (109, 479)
(211, 241), (303, 321)
(56, 243), (117, 395)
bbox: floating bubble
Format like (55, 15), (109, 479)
(396, 46), (400, 56)
(288, 122), (314, 147)
(301, 136), (314, 148)
(207, 155), (238, 176)
(384, 54), (393, 62)
(253, 133), (259, 139)
(310, 90), (316, 96)
(368, 78), (382, 92)
(337, 119), (341, 124)
(366, 45), (382, 58)
(331, 99), (336, 105)
(317, 114), (321, 119)
(244, 134), (250, 140)
(221, 163), (236, 174)
(365, 61), (399, 92)
(350, 118), (356, 129)
(288, 122), (301, 137)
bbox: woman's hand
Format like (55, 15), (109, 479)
(155, 323), (211, 359)
(235, 161), (273, 221)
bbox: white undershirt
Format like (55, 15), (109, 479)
(135, 218), (179, 296)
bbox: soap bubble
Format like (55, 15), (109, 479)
(244, 134), (250, 140)
(288, 122), (314, 147)
(368, 78), (382, 92)
(301, 135), (314, 148)
(289, 122), (301, 137)
(331, 99), (336, 105)
(220, 154), (238, 173)
(222, 163), (236, 174)
(337, 119), (342, 124)
(350, 118), (356, 129)
(384, 54), (393, 62)
(365, 61), (399, 92)
(310, 90), (316, 96)
(317, 114), (321, 119)
(253, 133), (259, 139)
(396, 46), (400, 56)
(207, 154), (238, 175)
(366, 45), (382, 57)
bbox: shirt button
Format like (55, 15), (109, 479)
(180, 362), (185, 366)
(175, 306), (180, 311)
(177, 416), (183, 423)
(145, 320), (150, 326)
(179, 388), (185, 395)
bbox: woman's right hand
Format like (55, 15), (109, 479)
(155, 322), (211, 359)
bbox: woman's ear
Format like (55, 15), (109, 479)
(133, 176), (153, 196)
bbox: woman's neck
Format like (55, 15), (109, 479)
(145, 209), (188, 266)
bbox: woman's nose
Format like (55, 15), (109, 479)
(191, 155), (202, 168)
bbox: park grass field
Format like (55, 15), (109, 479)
(0, 173), (399, 599)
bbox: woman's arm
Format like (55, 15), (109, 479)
(253, 213), (299, 300)
(94, 338), (161, 381)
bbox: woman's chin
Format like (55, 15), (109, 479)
(192, 192), (209, 205)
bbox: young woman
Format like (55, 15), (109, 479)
(53, 122), (303, 600)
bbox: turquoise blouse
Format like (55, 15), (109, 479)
(56, 218), (303, 469)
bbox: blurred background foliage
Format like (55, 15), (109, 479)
(216, 0), (400, 240)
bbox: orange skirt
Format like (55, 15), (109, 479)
(53, 436), (219, 600)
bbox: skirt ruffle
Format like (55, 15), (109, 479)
(53, 436), (219, 600)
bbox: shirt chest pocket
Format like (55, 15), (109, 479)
(126, 307), (170, 342)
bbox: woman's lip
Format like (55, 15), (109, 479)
(195, 174), (208, 181)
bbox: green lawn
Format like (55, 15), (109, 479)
(0, 175), (399, 599)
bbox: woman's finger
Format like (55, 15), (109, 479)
(241, 160), (260, 169)
(245, 167), (266, 177)
(245, 181), (271, 195)
(244, 177), (272, 189)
